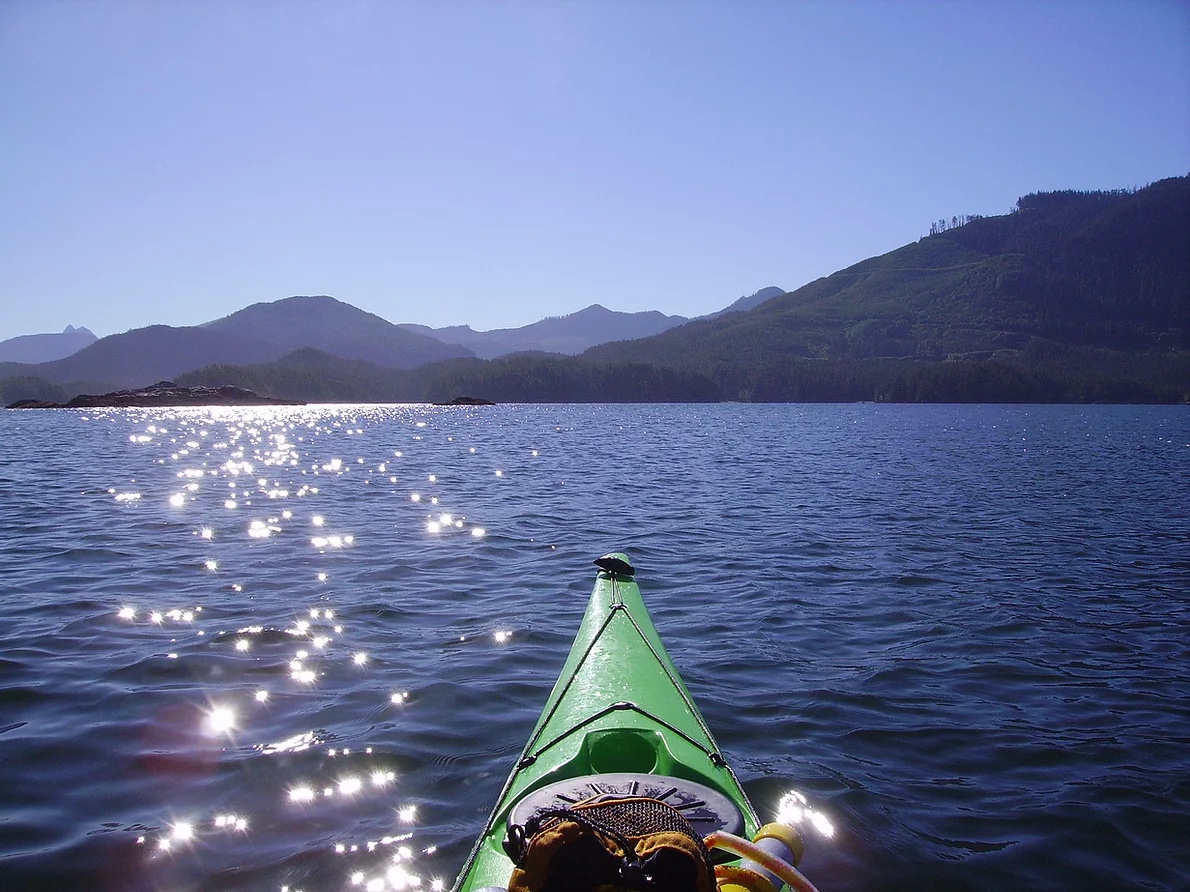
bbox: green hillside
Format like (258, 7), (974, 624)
(587, 176), (1188, 402)
(175, 349), (720, 404)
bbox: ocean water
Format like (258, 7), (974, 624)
(0, 403), (1186, 892)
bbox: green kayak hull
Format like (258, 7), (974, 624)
(452, 553), (760, 891)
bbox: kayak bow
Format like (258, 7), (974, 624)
(452, 553), (764, 892)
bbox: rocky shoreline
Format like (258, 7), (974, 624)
(6, 381), (305, 409)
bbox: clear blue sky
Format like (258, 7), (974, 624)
(2, 0), (1187, 341)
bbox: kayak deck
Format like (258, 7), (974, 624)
(453, 554), (759, 891)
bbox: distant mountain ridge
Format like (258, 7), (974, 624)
(0, 325), (97, 364)
(395, 287), (786, 358)
(400, 303), (692, 359)
(3, 176), (1185, 406)
(0, 289), (772, 398)
(0, 296), (471, 391)
(1, 325), (280, 393)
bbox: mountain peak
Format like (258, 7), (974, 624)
(200, 294), (471, 370)
(702, 286), (786, 319)
(0, 324), (99, 364)
(280, 294), (340, 304)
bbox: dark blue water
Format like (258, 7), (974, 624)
(0, 404), (1186, 892)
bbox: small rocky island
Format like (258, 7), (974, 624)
(436, 395), (496, 406)
(6, 381), (305, 409)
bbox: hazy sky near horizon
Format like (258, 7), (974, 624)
(2, 1), (1187, 342)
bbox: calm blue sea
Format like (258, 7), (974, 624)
(0, 403), (1186, 892)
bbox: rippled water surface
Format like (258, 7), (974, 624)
(0, 403), (1186, 892)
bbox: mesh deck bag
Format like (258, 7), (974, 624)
(504, 796), (716, 892)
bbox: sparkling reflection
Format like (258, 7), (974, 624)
(776, 789), (835, 839)
(214, 814), (249, 832)
(205, 705), (236, 735)
(112, 407), (490, 889)
(289, 785), (316, 803)
(311, 534), (354, 549)
(263, 731), (319, 755)
(173, 821), (194, 840)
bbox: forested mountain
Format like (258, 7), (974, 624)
(400, 303), (690, 359)
(0, 325), (97, 364)
(585, 176), (1189, 402)
(4, 179), (1186, 406)
(202, 295), (470, 367)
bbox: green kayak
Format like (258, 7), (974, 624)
(451, 554), (817, 892)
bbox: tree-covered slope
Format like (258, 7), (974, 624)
(175, 348), (422, 403)
(176, 348), (720, 404)
(699, 285), (786, 319)
(586, 177), (1189, 401)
